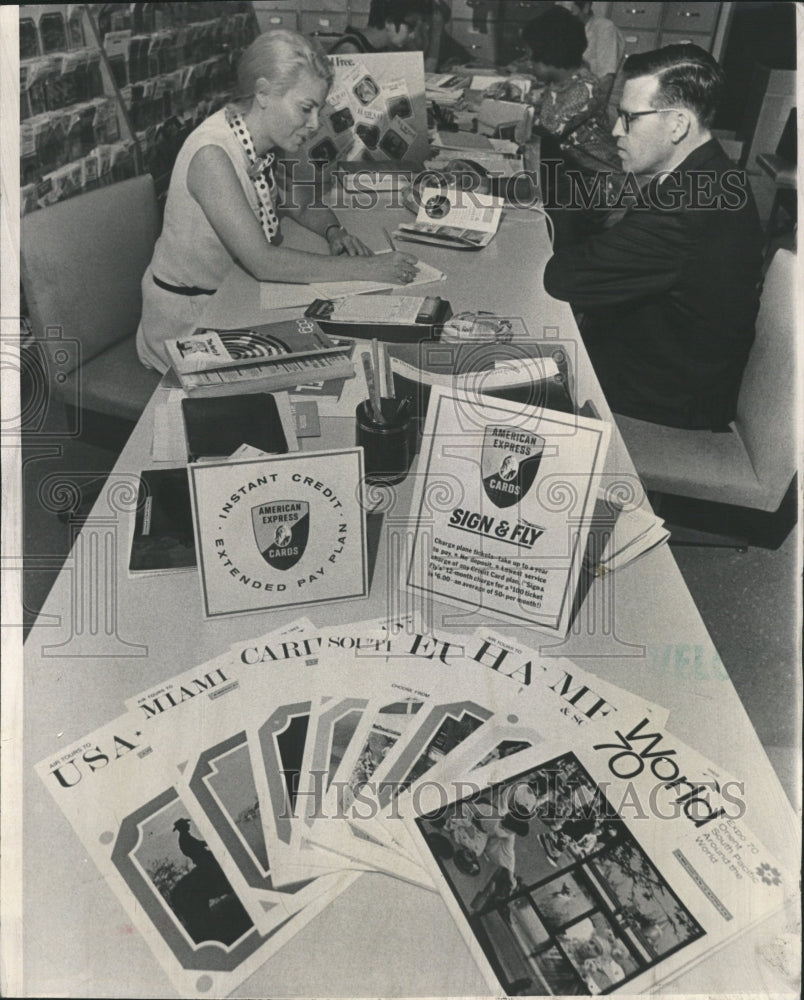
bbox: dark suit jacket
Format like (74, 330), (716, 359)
(543, 139), (764, 429)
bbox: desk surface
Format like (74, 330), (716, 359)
(20, 202), (799, 998)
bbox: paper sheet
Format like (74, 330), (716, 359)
(258, 254), (445, 311)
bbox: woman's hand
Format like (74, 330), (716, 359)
(349, 250), (420, 285)
(326, 227), (373, 257)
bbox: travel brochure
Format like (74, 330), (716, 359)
(37, 616), (791, 997)
(394, 184), (504, 249)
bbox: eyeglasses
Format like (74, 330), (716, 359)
(616, 107), (677, 133)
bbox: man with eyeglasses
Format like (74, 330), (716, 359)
(543, 44), (763, 430)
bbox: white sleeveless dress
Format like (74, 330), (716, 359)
(136, 108), (278, 373)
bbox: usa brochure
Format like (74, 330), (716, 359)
(35, 709), (359, 999)
(401, 716), (792, 996)
(407, 387), (611, 635)
(123, 646), (356, 915)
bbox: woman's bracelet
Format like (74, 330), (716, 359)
(324, 223), (345, 241)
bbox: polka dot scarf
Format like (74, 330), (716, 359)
(225, 107), (279, 243)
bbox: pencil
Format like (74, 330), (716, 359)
(362, 352), (383, 423)
(382, 227), (397, 252)
(372, 338), (381, 395)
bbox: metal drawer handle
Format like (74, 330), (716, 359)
(682, 10), (701, 16)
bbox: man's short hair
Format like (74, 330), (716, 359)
(521, 6), (587, 69)
(623, 44), (725, 127)
(368, 0), (433, 29)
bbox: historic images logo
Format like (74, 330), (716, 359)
(481, 426), (545, 509)
(251, 501), (309, 570)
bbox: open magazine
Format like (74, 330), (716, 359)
(394, 185), (503, 249)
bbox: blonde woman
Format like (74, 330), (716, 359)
(137, 29), (417, 372)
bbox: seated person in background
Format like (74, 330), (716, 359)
(329, 0), (433, 55)
(136, 30), (417, 372)
(518, 6), (621, 246)
(558, 0), (625, 96)
(543, 44), (763, 430)
(521, 6), (621, 177)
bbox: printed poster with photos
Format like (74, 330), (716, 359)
(188, 449), (368, 617)
(407, 387), (611, 635)
(403, 721), (791, 997)
(306, 51), (429, 167)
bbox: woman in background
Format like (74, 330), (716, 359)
(521, 6), (619, 176)
(137, 30), (417, 372)
(518, 6), (621, 247)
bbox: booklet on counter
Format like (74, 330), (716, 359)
(165, 318), (346, 375)
(165, 318), (356, 396)
(394, 185), (503, 250)
(181, 391), (298, 463)
(128, 468), (196, 575)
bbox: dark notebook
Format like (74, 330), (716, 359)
(129, 468), (196, 573)
(180, 392), (290, 462)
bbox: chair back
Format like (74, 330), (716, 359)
(734, 248), (798, 495)
(21, 175), (160, 374)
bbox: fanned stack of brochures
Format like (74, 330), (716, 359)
(589, 493), (671, 577)
(37, 613), (792, 998)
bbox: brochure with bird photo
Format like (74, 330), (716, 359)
(34, 711), (353, 999)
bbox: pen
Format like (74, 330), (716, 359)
(383, 227), (397, 252)
(384, 347), (395, 400)
(394, 396), (413, 422)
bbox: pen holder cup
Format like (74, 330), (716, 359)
(355, 398), (414, 486)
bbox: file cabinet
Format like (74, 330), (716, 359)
(606, 2), (726, 56)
